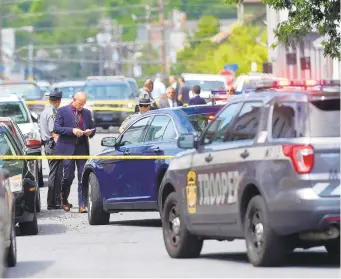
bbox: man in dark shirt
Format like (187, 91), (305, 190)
(177, 76), (190, 105)
(189, 85), (206, 105)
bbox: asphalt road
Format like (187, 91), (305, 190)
(5, 132), (341, 278)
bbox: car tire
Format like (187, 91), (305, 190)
(7, 219), (17, 267)
(88, 172), (110, 225)
(162, 192), (203, 258)
(102, 126), (109, 130)
(325, 238), (340, 257)
(38, 161), (44, 188)
(244, 195), (287, 267)
(36, 190), (41, 213)
(19, 207), (38, 236)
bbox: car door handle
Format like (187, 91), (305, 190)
(240, 149), (249, 159)
(153, 147), (162, 154)
(205, 154), (213, 163)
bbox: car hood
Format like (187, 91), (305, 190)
(17, 123), (34, 135)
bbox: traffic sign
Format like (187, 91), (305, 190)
(224, 64), (238, 72)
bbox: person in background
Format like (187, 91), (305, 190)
(159, 86), (183, 108)
(54, 91), (96, 213)
(135, 79), (158, 112)
(189, 85), (206, 105)
(39, 88), (63, 210)
(177, 76), (190, 105)
(169, 75), (179, 99)
(120, 92), (152, 133)
(152, 74), (166, 101)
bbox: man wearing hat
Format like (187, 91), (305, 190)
(119, 91), (152, 133)
(39, 88), (63, 210)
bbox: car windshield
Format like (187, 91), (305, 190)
(0, 84), (42, 99)
(186, 114), (217, 132)
(0, 102), (30, 124)
(128, 81), (139, 97)
(84, 83), (135, 100)
(56, 86), (84, 98)
(185, 80), (226, 91)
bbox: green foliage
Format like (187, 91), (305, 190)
(225, 0), (341, 59)
(174, 14), (268, 76)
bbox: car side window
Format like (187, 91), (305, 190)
(119, 116), (151, 146)
(202, 102), (242, 145)
(227, 101), (262, 141)
(0, 133), (15, 155)
(144, 115), (174, 142)
(162, 121), (177, 140)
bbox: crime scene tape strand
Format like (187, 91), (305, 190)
(0, 155), (174, 160)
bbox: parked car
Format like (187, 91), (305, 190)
(0, 93), (44, 188)
(81, 104), (224, 225)
(0, 123), (41, 235)
(0, 168), (17, 276)
(0, 117), (41, 210)
(49, 80), (85, 107)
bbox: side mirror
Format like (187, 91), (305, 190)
(31, 112), (39, 122)
(177, 133), (199, 149)
(26, 139), (41, 149)
(101, 137), (116, 147)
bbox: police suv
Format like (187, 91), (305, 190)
(158, 89), (340, 266)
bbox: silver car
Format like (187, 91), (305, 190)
(158, 89), (340, 266)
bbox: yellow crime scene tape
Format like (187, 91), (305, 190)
(0, 155), (174, 160)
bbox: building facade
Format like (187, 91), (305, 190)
(266, 6), (340, 80)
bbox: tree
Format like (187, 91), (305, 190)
(225, 0), (340, 59)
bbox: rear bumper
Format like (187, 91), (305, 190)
(268, 188), (340, 236)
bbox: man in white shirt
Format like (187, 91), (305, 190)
(159, 86), (183, 108)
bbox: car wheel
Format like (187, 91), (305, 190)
(36, 190), (41, 213)
(19, 207), (38, 236)
(88, 172), (110, 225)
(102, 125), (109, 130)
(325, 238), (340, 257)
(162, 192), (203, 258)
(244, 195), (287, 267)
(7, 218), (17, 267)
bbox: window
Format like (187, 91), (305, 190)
(187, 114), (212, 132)
(163, 121), (177, 140)
(85, 83), (134, 100)
(228, 102), (262, 141)
(0, 133), (15, 156)
(144, 115), (175, 142)
(202, 102), (242, 144)
(272, 102), (300, 139)
(58, 86), (84, 98)
(0, 84), (42, 99)
(120, 117), (151, 145)
(185, 80), (226, 91)
(0, 102), (30, 124)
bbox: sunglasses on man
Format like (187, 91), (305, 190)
(139, 104), (150, 108)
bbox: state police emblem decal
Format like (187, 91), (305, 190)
(186, 170), (197, 214)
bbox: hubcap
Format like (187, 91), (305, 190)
(168, 205), (181, 246)
(249, 210), (264, 250)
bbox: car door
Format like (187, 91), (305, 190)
(96, 116), (152, 206)
(187, 102), (244, 235)
(129, 114), (179, 203)
(0, 128), (24, 193)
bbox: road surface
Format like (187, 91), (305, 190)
(5, 133), (341, 278)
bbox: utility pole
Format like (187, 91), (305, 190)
(0, 0), (4, 79)
(159, 0), (167, 77)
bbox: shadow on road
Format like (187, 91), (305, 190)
(38, 223), (68, 235)
(200, 251), (340, 268)
(4, 261), (54, 278)
(110, 219), (161, 228)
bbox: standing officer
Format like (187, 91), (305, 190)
(39, 88), (63, 210)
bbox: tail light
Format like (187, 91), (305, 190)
(208, 115), (215, 120)
(282, 144), (314, 174)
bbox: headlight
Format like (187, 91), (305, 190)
(25, 131), (36, 140)
(9, 175), (23, 192)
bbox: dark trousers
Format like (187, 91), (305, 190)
(45, 145), (63, 206)
(61, 142), (87, 207)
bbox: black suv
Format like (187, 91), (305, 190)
(0, 123), (41, 235)
(83, 77), (138, 129)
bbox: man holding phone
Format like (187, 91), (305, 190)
(54, 91), (96, 213)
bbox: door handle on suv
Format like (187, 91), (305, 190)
(205, 153), (213, 163)
(240, 149), (249, 159)
(123, 148), (131, 155)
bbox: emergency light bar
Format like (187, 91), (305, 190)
(210, 90), (229, 100)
